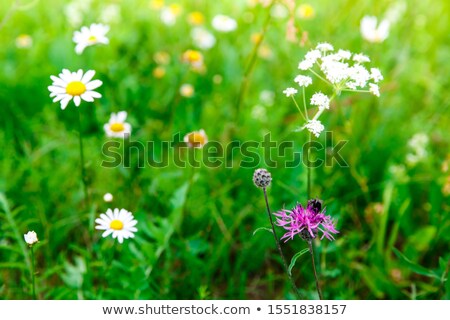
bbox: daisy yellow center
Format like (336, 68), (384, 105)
(184, 50), (202, 63)
(110, 219), (124, 230)
(66, 81), (86, 96)
(110, 123), (125, 132)
(189, 12), (204, 25)
(188, 132), (206, 146)
(88, 35), (97, 42)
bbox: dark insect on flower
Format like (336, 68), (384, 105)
(274, 200), (338, 242)
(253, 168), (272, 189)
(308, 198), (323, 214)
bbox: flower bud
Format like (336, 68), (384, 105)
(253, 168), (272, 189)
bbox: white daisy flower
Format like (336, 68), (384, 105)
(369, 83), (380, 97)
(104, 111), (131, 138)
(184, 129), (208, 148)
(294, 75), (313, 87)
(310, 92), (330, 110)
(16, 34), (33, 49)
(305, 120), (325, 138)
(283, 87), (298, 97)
(212, 14), (237, 32)
(360, 16), (390, 43)
(48, 69), (103, 110)
(73, 23), (109, 55)
(191, 27), (216, 50)
(160, 7), (177, 26)
(370, 68), (383, 82)
(103, 193), (113, 202)
(180, 84), (195, 97)
(353, 53), (370, 63)
(24, 231), (38, 246)
(316, 42), (334, 52)
(95, 208), (138, 244)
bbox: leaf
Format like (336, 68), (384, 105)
(252, 227), (273, 236)
(288, 248), (309, 276)
(393, 248), (440, 279)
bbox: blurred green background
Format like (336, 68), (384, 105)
(0, 0), (449, 299)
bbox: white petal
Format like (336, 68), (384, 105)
(50, 76), (67, 87)
(81, 70), (95, 83)
(102, 229), (113, 237)
(116, 111), (127, 122)
(75, 43), (87, 55)
(52, 94), (66, 103)
(87, 91), (101, 99)
(81, 92), (94, 102)
(60, 70), (73, 83)
(48, 85), (66, 94)
(60, 96), (72, 110)
(106, 210), (114, 220)
(74, 95), (81, 106)
(85, 80), (102, 90)
(75, 69), (83, 81)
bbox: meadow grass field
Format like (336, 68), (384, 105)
(0, 0), (449, 300)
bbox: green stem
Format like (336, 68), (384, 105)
(30, 246), (36, 299)
(302, 87), (308, 120)
(307, 132), (312, 200)
(263, 188), (301, 299)
(308, 240), (323, 299)
(291, 96), (307, 121)
(235, 1), (273, 120)
(77, 108), (90, 207)
(309, 69), (331, 86)
(0, 0), (18, 31)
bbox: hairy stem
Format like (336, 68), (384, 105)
(263, 188), (301, 299)
(308, 240), (323, 299)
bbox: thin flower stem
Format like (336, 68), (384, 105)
(77, 108), (90, 207)
(30, 246), (36, 299)
(340, 89), (370, 93)
(308, 240), (323, 299)
(291, 96), (307, 121)
(307, 132), (312, 200)
(263, 188), (301, 299)
(302, 87), (308, 120)
(309, 69), (331, 86)
(0, 0), (19, 31)
(235, 1), (274, 120)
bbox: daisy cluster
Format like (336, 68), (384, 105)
(284, 42), (383, 137)
(45, 15), (213, 244)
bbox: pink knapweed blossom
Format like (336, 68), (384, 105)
(274, 199), (339, 242)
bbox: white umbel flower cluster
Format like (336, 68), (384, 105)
(283, 87), (298, 97)
(305, 120), (325, 138)
(298, 43), (383, 95)
(284, 42), (383, 138)
(310, 92), (330, 110)
(294, 75), (313, 87)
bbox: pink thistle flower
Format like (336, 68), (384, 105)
(274, 199), (339, 242)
